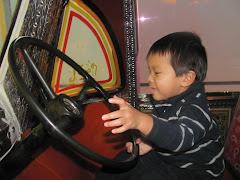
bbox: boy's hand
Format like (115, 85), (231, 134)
(102, 95), (153, 135)
(126, 138), (152, 156)
(102, 95), (141, 134)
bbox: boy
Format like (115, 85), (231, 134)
(95, 32), (225, 179)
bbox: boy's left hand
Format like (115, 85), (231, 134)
(126, 138), (153, 156)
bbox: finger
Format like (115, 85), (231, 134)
(102, 111), (121, 121)
(104, 119), (123, 128)
(127, 146), (132, 153)
(108, 96), (128, 108)
(126, 142), (132, 148)
(136, 138), (142, 144)
(111, 125), (128, 134)
(126, 142), (133, 153)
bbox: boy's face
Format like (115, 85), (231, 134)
(147, 53), (187, 101)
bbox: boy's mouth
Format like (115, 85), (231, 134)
(150, 87), (156, 93)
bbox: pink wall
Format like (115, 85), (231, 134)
(137, 0), (240, 94)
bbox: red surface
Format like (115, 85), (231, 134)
(15, 1), (127, 179)
(15, 101), (128, 180)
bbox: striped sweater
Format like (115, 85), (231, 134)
(146, 83), (225, 178)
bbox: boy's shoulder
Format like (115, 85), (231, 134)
(170, 83), (207, 106)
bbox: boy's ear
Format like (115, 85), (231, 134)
(181, 70), (196, 87)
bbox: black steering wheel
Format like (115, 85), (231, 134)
(8, 36), (139, 168)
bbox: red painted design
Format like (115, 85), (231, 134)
(55, 11), (112, 94)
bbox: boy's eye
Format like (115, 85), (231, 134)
(155, 72), (160, 75)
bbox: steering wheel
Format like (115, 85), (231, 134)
(8, 36), (139, 168)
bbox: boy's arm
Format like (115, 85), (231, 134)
(146, 105), (212, 152)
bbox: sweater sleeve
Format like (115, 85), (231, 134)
(146, 104), (212, 152)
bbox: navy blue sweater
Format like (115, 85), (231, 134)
(146, 83), (225, 178)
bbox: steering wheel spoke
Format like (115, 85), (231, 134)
(22, 49), (56, 100)
(74, 80), (90, 104)
(8, 36), (139, 169)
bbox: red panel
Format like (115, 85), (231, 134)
(15, 1), (127, 179)
(15, 101), (128, 180)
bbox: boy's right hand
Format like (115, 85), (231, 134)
(126, 138), (152, 156)
(102, 95), (153, 135)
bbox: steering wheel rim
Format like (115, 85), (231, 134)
(8, 36), (139, 168)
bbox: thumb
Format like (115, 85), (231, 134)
(136, 138), (142, 144)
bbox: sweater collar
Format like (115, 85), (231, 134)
(153, 83), (205, 106)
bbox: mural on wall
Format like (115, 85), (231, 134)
(51, 0), (124, 96)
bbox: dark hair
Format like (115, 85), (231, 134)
(146, 32), (207, 84)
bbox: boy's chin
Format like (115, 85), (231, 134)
(152, 94), (165, 101)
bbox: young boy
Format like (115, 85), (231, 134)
(95, 32), (225, 179)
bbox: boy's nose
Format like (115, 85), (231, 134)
(148, 74), (153, 83)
